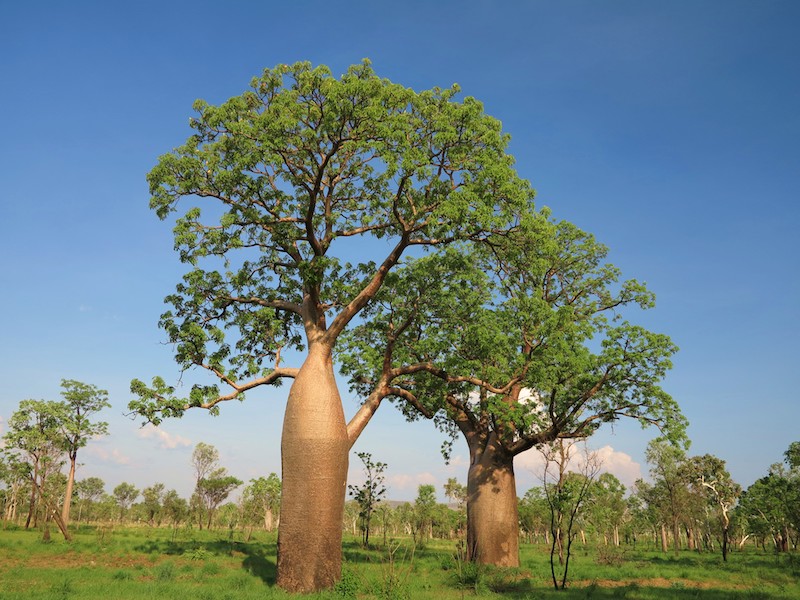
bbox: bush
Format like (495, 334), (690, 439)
(595, 545), (627, 567)
(334, 565), (361, 598)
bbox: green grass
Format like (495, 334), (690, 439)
(0, 525), (798, 599)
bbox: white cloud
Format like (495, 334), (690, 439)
(593, 445), (643, 489)
(85, 445), (132, 465)
(135, 424), (192, 450)
(515, 443), (642, 490)
(387, 472), (437, 494)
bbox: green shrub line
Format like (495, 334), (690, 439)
(0, 526), (798, 599)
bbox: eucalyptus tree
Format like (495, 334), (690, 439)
(519, 486), (551, 544)
(75, 476), (105, 522)
(341, 213), (685, 567)
(142, 482), (166, 526)
(588, 473), (627, 547)
(739, 442), (800, 552)
(191, 442), (219, 487)
(54, 379), (110, 526)
(162, 489), (189, 531)
(241, 473), (282, 531)
(112, 482), (139, 522)
(127, 60), (530, 592)
(196, 469), (242, 529)
(643, 440), (691, 553)
(0, 453), (26, 523)
(414, 484), (437, 541)
(444, 477), (467, 508)
(686, 454), (740, 560)
(3, 400), (66, 535)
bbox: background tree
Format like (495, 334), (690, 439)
(739, 442), (800, 552)
(540, 440), (601, 590)
(0, 452), (27, 525)
(162, 489), (189, 533)
(191, 443), (219, 488)
(189, 442), (220, 528)
(142, 482), (166, 526)
(644, 440), (690, 554)
(127, 60), (530, 592)
(2, 400), (68, 537)
(75, 477), (105, 523)
(341, 214), (685, 568)
(518, 486), (551, 544)
(241, 473), (282, 532)
(686, 454), (741, 561)
(588, 473), (627, 547)
(444, 478), (467, 508)
(54, 379), (110, 526)
(196, 468), (242, 529)
(113, 482), (139, 522)
(348, 452), (387, 547)
(414, 484), (437, 543)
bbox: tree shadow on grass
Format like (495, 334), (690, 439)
(239, 544), (277, 584)
(493, 580), (784, 599)
(133, 536), (278, 584)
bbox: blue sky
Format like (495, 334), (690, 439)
(1, 1), (798, 501)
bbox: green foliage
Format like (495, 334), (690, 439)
(112, 482), (139, 518)
(348, 452), (387, 547)
(129, 60), (531, 423)
(240, 473), (281, 531)
(333, 563), (361, 598)
(340, 209), (685, 468)
(738, 444), (800, 552)
(57, 379), (110, 457)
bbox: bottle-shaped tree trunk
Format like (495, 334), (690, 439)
(465, 434), (520, 567)
(276, 344), (349, 593)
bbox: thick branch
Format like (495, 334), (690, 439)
(324, 235), (409, 342)
(346, 387), (385, 448)
(223, 295), (303, 316)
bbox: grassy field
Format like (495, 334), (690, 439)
(0, 525), (798, 599)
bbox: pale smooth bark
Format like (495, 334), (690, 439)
(61, 456), (77, 525)
(276, 344), (349, 593)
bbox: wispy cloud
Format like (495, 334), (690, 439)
(135, 424), (192, 450)
(85, 445), (132, 465)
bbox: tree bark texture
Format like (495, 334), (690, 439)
(276, 346), (349, 593)
(465, 436), (520, 567)
(62, 457), (77, 526)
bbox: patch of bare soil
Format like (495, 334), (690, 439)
(2, 550), (160, 570)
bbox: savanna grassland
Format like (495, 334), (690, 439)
(1, 525), (797, 600)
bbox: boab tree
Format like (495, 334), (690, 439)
(127, 61), (530, 592)
(341, 213), (686, 567)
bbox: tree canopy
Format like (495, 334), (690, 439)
(128, 59), (531, 425)
(341, 212), (685, 456)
